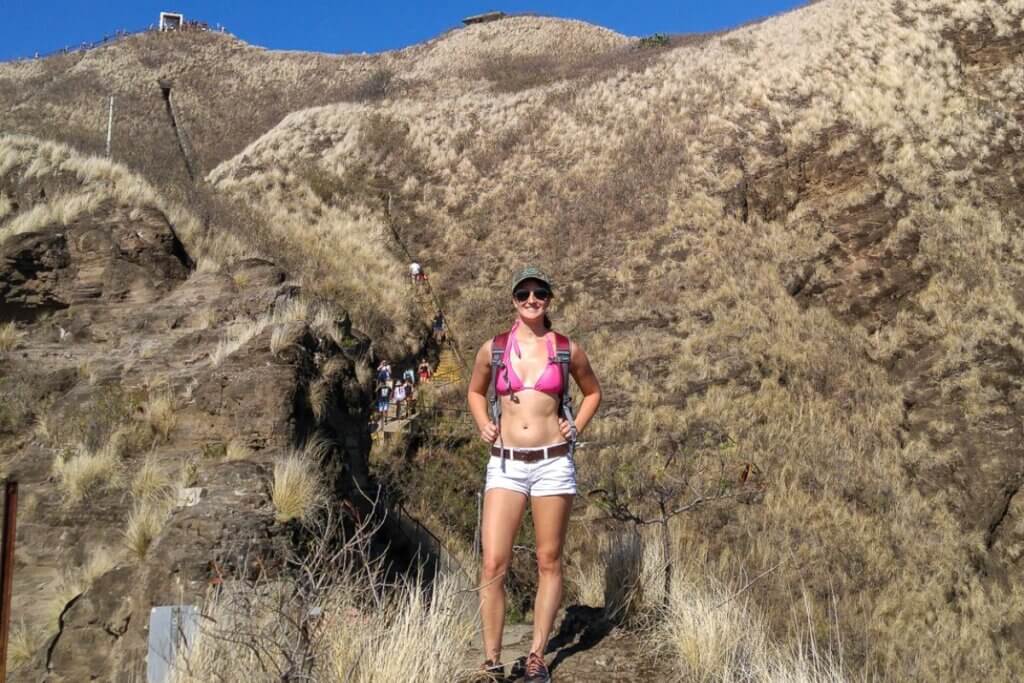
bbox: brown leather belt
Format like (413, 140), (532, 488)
(490, 442), (570, 463)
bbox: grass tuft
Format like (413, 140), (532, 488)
(7, 620), (45, 673)
(225, 439), (255, 461)
(52, 433), (126, 504)
(141, 389), (177, 442)
(124, 494), (176, 559)
(0, 322), (25, 351)
(272, 440), (328, 523)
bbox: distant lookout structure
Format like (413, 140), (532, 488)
(159, 12), (184, 31)
(462, 11), (507, 26)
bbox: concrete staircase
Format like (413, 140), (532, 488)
(432, 348), (462, 385)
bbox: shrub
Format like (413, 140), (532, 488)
(637, 33), (670, 49)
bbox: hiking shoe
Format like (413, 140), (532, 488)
(479, 659), (506, 682)
(523, 652), (551, 683)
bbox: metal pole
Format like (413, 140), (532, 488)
(0, 480), (19, 683)
(474, 491), (482, 562)
(105, 96), (114, 157)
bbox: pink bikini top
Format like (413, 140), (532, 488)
(495, 322), (564, 396)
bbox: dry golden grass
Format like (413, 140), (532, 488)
(323, 574), (475, 681)
(224, 439), (254, 462)
(209, 296), (348, 366)
(309, 356), (350, 420)
(6, 620), (44, 673)
(76, 359), (99, 385)
(52, 433), (126, 504)
(141, 389), (177, 442)
(0, 133), (247, 265)
(653, 578), (849, 683)
(126, 448), (185, 559)
(169, 570), (473, 683)
(131, 453), (179, 501)
(0, 321), (24, 351)
(124, 493), (176, 559)
(209, 317), (269, 367)
(272, 440), (328, 523)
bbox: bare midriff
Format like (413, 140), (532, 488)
(496, 391), (563, 448)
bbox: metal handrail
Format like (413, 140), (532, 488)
(386, 498), (468, 580)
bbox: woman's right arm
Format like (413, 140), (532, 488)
(467, 340), (499, 444)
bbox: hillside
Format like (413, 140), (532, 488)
(3, 1), (1024, 680)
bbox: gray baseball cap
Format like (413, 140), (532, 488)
(511, 266), (553, 292)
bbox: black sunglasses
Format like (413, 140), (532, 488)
(513, 288), (551, 302)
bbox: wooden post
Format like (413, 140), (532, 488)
(0, 480), (18, 683)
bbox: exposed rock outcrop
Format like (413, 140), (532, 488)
(0, 206), (191, 321)
(1, 203), (375, 680)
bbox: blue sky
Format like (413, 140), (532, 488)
(2, 1), (808, 61)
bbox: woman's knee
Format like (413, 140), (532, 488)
(536, 548), (563, 577)
(481, 553), (511, 581)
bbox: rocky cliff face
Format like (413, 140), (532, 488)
(0, 166), (378, 679)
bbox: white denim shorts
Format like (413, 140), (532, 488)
(485, 443), (577, 497)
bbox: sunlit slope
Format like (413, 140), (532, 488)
(0, 17), (630, 196)
(209, 0), (1024, 678)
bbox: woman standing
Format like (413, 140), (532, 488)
(467, 267), (602, 682)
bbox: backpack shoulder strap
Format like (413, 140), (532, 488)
(553, 333), (576, 443)
(489, 331), (510, 426)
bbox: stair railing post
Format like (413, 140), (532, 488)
(0, 480), (19, 683)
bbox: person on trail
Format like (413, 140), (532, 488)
(405, 379), (417, 415)
(376, 382), (391, 425)
(467, 267), (602, 682)
(392, 380), (407, 419)
(410, 261), (423, 284)
(376, 360), (391, 384)
(418, 360), (432, 382)
(403, 367), (416, 385)
(432, 312), (446, 343)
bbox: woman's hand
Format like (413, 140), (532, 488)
(558, 418), (575, 441)
(479, 421), (499, 444)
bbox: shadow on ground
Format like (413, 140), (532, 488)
(509, 604), (614, 676)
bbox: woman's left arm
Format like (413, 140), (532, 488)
(562, 340), (601, 436)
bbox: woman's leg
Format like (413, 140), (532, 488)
(480, 488), (528, 663)
(529, 493), (573, 656)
